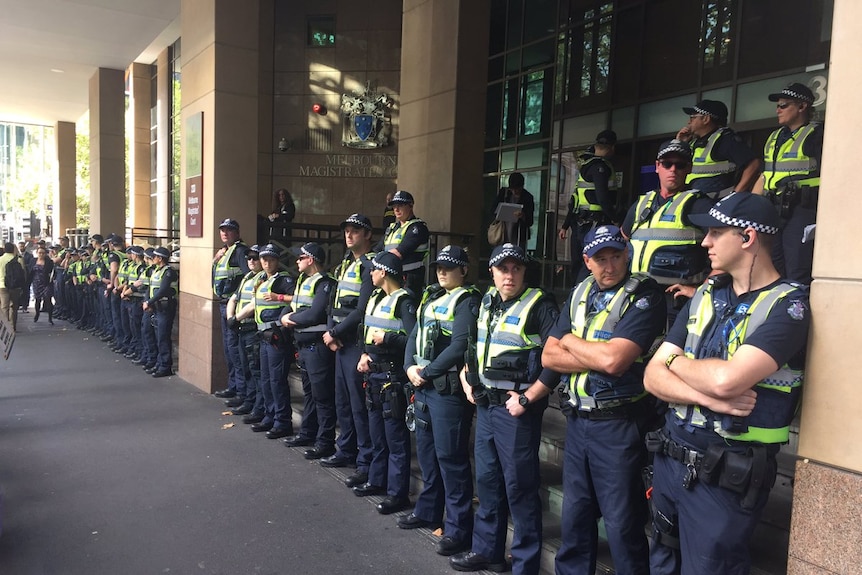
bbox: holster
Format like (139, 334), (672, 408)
(382, 382), (408, 420)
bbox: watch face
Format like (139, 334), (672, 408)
(519, 394), (529, 406)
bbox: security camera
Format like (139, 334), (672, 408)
(278, 138), (288, 152)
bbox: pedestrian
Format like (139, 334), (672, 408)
(30, 245), (55, 324)
(677, 99), (761, 198)
(644, 192), (809, 574)
(403, 245), (480, 557)
(560, 130), (618, 281)
(450, 243), (558, 575)
(543, 225), (666, 575)
(0, 243), (24, 330)
(353, 252), (417, 516)
(755, 82), (823, 284)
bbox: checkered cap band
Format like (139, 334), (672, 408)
(705, 206), (780, 235)
(582, 231), (626, 256)
(300, 245), (319, 262)
(342, 214), (372, 230)
(489, 243), (529, 267)
(372, 259), (399, 275)
(778, 88), (813, 104)
(259, 244), (280, 258)
(153, 247), (171, 259)
(435, 245), (468, 267)
(658, 140), (691, 159)
(693, 105), (716, 118)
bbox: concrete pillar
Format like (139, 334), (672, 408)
(787, 1), (862, 573)
(178, 0), (260, 392)
(88, 67), (126, 236)
(128, 62), (153, 230)
(398, 0), (490, 262)
(54, 121), (77, 236)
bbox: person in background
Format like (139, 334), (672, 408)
(382, 191), (396, 230)
(560, 130), (618, 281)
(754, 82), (823, 285)
(268, 188), (296, 244)
(30, 245), (55, 324)
(676, 99), (761, 199)
(376, 190), (430, 296)
(495, 172), (535, 249)
(0, 243), (23, 329)
(17, 241), (34, 313)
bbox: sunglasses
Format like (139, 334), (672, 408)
(246, 256), (259, 261)
(659, 160), (690, 170)
(776, 102), (794, 110)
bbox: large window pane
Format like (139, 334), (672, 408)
(524, 0), (556, 43)
(640, 0), (700, 97)
(638, 94), (697, 137)
(700, 0), (736, 85)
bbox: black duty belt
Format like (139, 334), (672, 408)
(575, 403), (640, 420)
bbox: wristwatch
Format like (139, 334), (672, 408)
(518, 393), (529, 407)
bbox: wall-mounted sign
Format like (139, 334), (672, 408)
(185, 112), (203, 238)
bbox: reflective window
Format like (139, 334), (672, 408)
(700, 0), (736, 84)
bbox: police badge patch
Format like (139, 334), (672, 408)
(635, 296), (650, 310)
(787, 300), (806, 320)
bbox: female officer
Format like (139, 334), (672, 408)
(402, 246), (479, 556)
(353, 252), (417, 516)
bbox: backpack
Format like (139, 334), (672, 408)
(5, 257), (25, 290)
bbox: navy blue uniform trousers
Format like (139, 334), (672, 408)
(555, 413), (650, 575)
(237, 327), (261, 412)
(332, 342), (372, 470)
(412, 385), (474, 544)
(649, 442), (773, 575)
(472, 399), (546, 575)
(153, 300), (176, 372)
(366, 372), (411, 499)
(297, 341), (336, 449)
(219, 302), (245, 396)
(259, 334), (293, 432)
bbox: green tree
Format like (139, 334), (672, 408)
(76, 119), (90, 229)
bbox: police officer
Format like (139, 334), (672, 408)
(225, 245), (264, 419)
(622, 140), (714, 327)
(281, 242), (337, 459)
(138, 248), (159, 372)
(106, 234), (127, 352)
(450, 243), (558, 575)
(543, 226), (666, 575)
(754, 82), (823, 284)
(560, 130), (618, 281)
(142, 246), (177, 378)
(353, 252), (417, 516)
(317, 214), (376, 483)
(235, 243), (295, 438)
(120, 246), (147, 361)
(212, 218), (251, 401)
(677, 99), (761, 198)
(86, 234), (111, 339)
(644, 192), (809, 574)
(403, 245), (479, 557)
(375, 190), (430, 295)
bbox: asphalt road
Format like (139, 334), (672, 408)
(0, 318), (464, 575)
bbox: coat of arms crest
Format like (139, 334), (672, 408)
(340, 83), (393, 149)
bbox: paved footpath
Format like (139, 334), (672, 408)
(0, 318), (466, 575)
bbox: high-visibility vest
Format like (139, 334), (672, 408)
(671, 281), (805, 444)
(762, 123), (821, 192)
